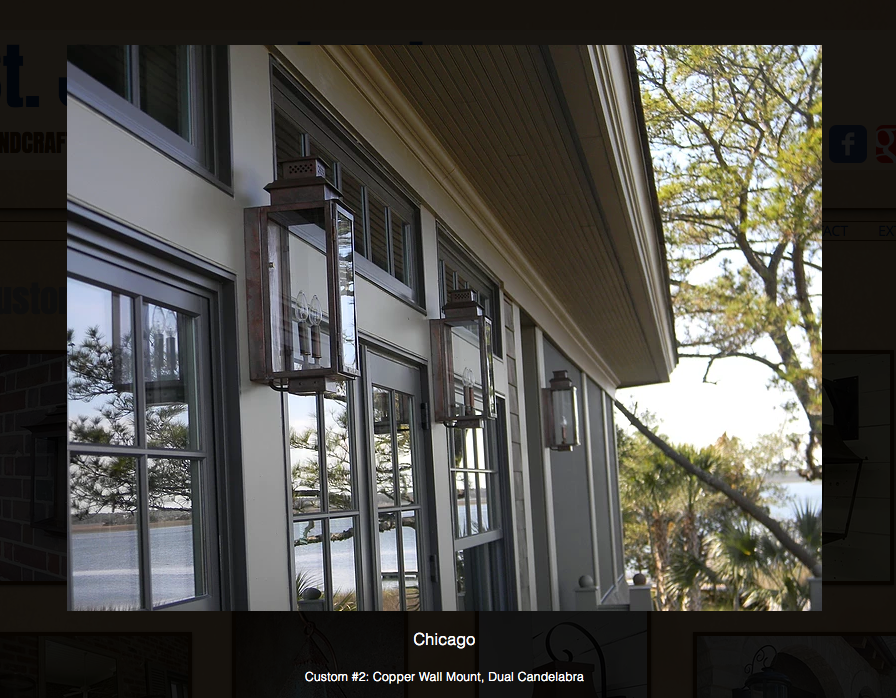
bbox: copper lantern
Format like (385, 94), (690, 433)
(245, 156), (360, 394)
(543, 370), (580, 451)
(430, 289), (496, 428)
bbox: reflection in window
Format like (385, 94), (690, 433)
(143, 302), (200, 451)
(290, 393), (321, 515)
(294, 518), (326, 604)
(379, 512), (399, 610)
(70, 455), (141, 611)
(287, 390), (359, 611)
(148, 457), (204, 607)
(373, 387), (395, 507)
(450, 427), (495, 538)
(67, 278), (136, 445)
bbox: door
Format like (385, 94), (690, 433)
(67, 248), (220, 610)
(363, 349), (434, 610)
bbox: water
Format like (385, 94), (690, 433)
(72, 524), (197, 610)
(767, 480), (823, 520)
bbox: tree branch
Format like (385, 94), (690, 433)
(614, 400), (822, 577)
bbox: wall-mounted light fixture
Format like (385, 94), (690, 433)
(24, 406), (66, 535)
(530, 621), (624, 698)
(245, 156), (360, 395)
(822, 378), (866, 546)
(732, 645), (791, 698)
(543, 370), (580, 451)
(430, 289), (496, 428)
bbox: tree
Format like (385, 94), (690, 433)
(617, 416), (773, 610)
(636, 45), (822, 479)
(616, 399), (821, 578)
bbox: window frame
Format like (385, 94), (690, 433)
(67, 45), (233, 194)
(270, 61), (424, 311)
(67, 202), (248, 611)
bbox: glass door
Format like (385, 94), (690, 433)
(67, 249), (220, 610)
(363, 350), (433, 610)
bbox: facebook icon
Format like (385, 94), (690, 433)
(830, 125), (867, 163)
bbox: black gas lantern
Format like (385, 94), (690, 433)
(430, 289), (496, 428)
(24, 406), (66, 535)
(245, 156), (360, 394)
(733, 646), (791, 698)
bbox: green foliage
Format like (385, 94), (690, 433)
(637, 45), (823, 479)
(617, 414), (819, 611)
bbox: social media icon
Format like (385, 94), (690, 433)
(876, 125), (896, 163)
(830, 125), (867, 163)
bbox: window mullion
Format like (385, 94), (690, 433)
(138, 454), (153, 610)
(361, 185), (372, 262)
(384, 207), (394, 276)
(132, 294), (152, 609)
(128, 45), (140, 108)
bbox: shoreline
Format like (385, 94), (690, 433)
(72, 520), (191, 534)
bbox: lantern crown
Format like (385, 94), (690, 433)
(264, 155), (342, 206)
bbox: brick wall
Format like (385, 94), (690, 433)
(0, 353), (66, 582)
(0, 634), (190, 698)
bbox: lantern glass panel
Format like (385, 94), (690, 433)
(551, 386), (577, 448)
(335, 206), (359, 375)
(281, 209), (333, 373)
(143, 301), (199, 450)
(450, 322), (484, 419)
(483, 316), (496, 418)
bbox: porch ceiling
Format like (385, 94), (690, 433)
(369, 45), (677, 387)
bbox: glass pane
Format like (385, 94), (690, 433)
(394, 392), (415, 506)
(324, 386), (352, 510)
(467, 472), (482, 535)
(452, 427), (466, 469)
(378, 512), (399, 610)
(341, 169), (366, 257)
(281, 213), (332, 372)
(139, 45), (191, 141)
(372, 387), (395, 507)
(70, 454), (141, 610)
(454, 473), (469, 538)
(451, 322), (483, 418)
(68, 45), (130, 100)
(454, 471), (467, 537)
(335, 207), (358, 374)
(391, 210), (408, 285)
(330, 516), (358, 611)
(67, 278), (136, 446)
(402, 511), (420, 611)
(288, 393), (321, 514)
(143, 301), (200, 450)
(368, 193), (389, 272)
(478, 472), (491, 532)
(294, 519), (326, 605)
(148, 457), (203, 606)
